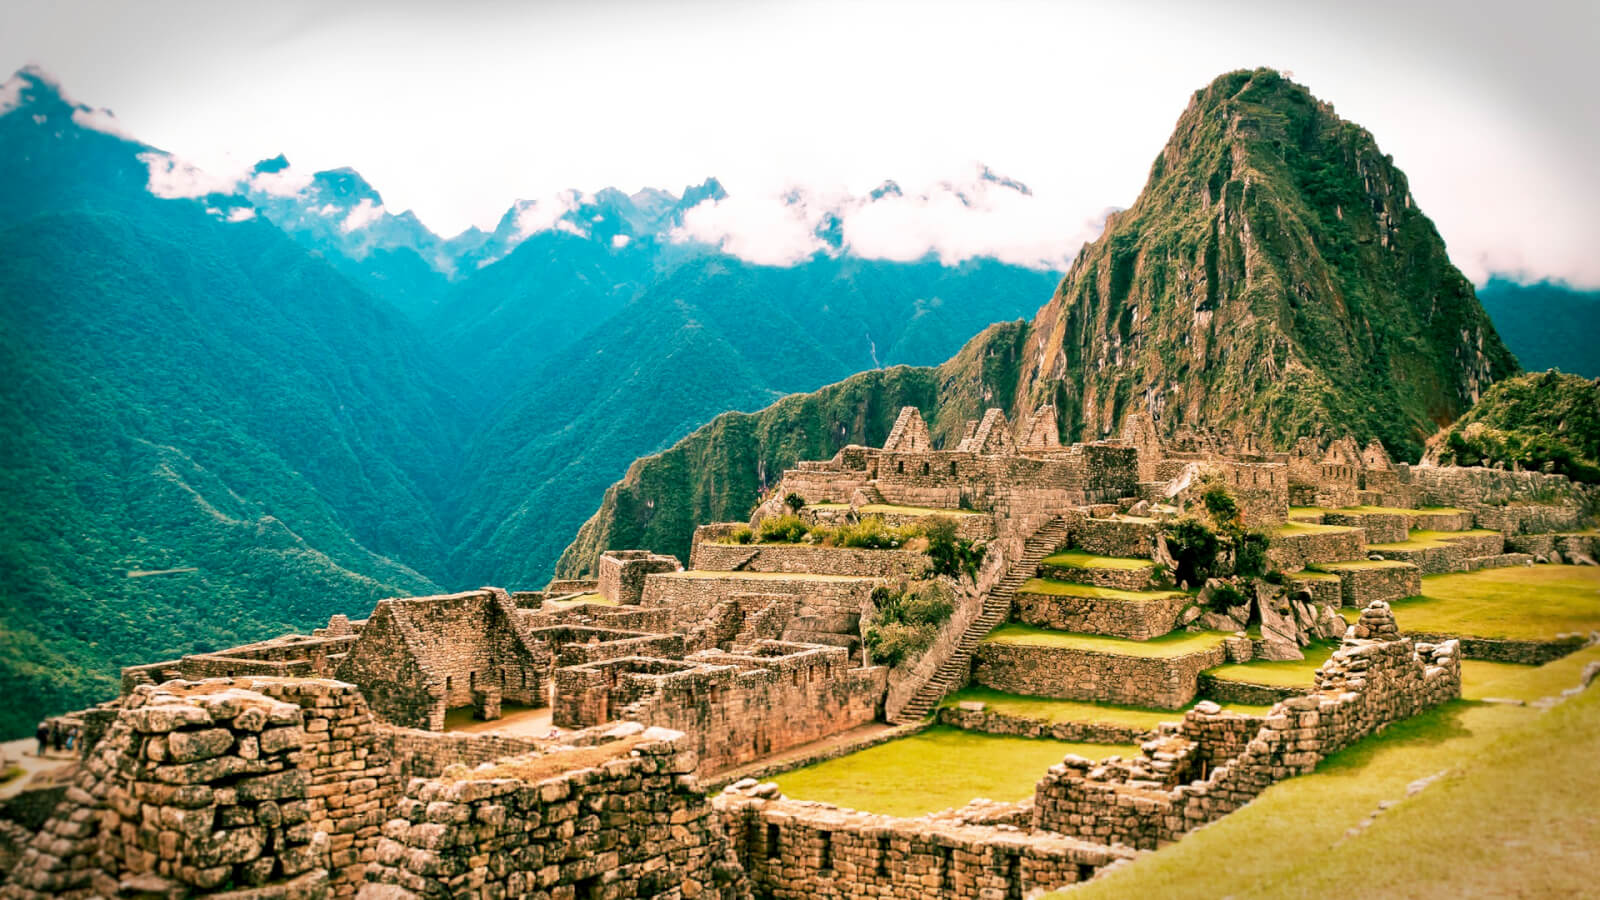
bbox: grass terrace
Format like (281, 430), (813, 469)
(1344, 504), (1467, 516)
(546, 592), (614, 607)
(1271, 521), (1359, 538)
(857, 503), (984, 517)
(1366, 528), (1501, 551)
(983, 624), (1227, 657)
(940, 686), (1273, 729)
(1017, 578), (1186, 603)
(1047, 646), (1600, 899)
(1312, 559), (1416, 571)
(661, 569), (877, 582)
(1203, 640), (1340, 687)
(1336, 567), (1600, 640)
(1040, 550), (1154, 570)
(773, 725), (1135, 818)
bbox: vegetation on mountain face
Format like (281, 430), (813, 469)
(1018, 68), (1516, 455)
(1427, 371), (1600, 483)
(556, 320), (1031, 575)
(1475, 278), (1600, 378)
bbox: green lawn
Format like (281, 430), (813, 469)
(1459, 660), (1537, 701)
(940, 686), (1273, 729)
(983, 624), (1226, 657)
(774, 726), (1134, 817)
(857, 503), (983, 517)
(1203, 641), (1339, 687)
(1313, 559), (1416, 571)
(1017, 578), (1185, 603)
(1272, 521), (1358, 537)
(1040, 550), (1153, 570)
(1050, 646), (1600, 899)
(1367, 528), (1500, 551)
(1337, 567), (1600, 640)
(1344, 504), (1466, 515)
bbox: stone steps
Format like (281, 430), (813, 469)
(889, 518), (1069, 724)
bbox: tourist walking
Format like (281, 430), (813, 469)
(49, 721), (63, 754)
(34, 721), (47, 757)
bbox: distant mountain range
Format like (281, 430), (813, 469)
(0, 66), (1058, 734)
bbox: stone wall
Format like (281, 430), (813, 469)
(597, 550), (683, 605)
(1011, 589), (1191, 642)
(121, 634), (359, 695)
(1323, 511), (1409, 544)
(1266, 528), (1366, 572)
(1072, 517), (1158, 558)
(1196, 674), (1306, 706)
(690, 540), (932, 579)
(1316, 562), (1422, 606)
(640, 572), (878, 641)
(553, 643), (886, 774)
(1407, 465), (1591, 512)
(1032, 615), (1460, 849)
(2, 678), (398, 899)
(360, 728), (749, 900)
(1371, 533), (1503, 574)
(936, 705), (1153, 745)
(714, 789), (1133, 900)
(1506, 533), (1600, 561)
(1407, 633), (1589, 665)
(1473, 504), (1587, 536)
(1035, 562), (1154, 591)
(973, 640), (1227, 709)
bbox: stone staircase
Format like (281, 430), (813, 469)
(889, 517), (1069, 724)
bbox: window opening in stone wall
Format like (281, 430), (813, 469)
(922, 461), (930, 475)
(574, 874), (601, 899)
(445, 676), (452, 691)
(876, 836), (891, 876)
(1077, 863), (1096, 883)
(897, 461), (905, 474)
(469, 670), (476, 688)
(1006, 852), (1022, 900)
(818, 830), (833, 873)
(767, 823), (781, 860)
(940, 846), (954, 889)
(950, 461), (958, 475)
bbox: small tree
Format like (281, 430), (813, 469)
(784, 492), (807, 513)
(925, 516), (986, 580)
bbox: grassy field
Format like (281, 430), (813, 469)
(1313, 559), (1417, 571)
(1017, 578), (1185, 602)
(1049, 645), (1600, 899)
(1337, 567), (1600, 640)
(940, 686), (1273, 728)
(1203, 641), (1339, 687)
(983, 624), (1227, 657)
(773, 726), (1135, 817)
(1040, 550), (1154, 570)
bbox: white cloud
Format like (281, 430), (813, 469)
(69, 105), (133, 138)
(512, 190), (581, 238)
(341, 197), (384, 232)
(226, 206), (255, 223)
(248, 167), (314, 197)
(671, 189), (829, 266)
(0, 72), (24, 116)
(611, 233), (630, 249)
(140, 151), (241, 198)
(316, 203), (340, 216)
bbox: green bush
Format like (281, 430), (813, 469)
(784, 492), (807, 513)
(727, 525), (753, 545)
(758, 514), (809, 543)
(834, 515), (920, 549)
(1203, 580), (1248, 612)
(863, 582), (955, 667)
(1201, 480), (1241, 526)
(925, 516), (986, 579)
(1235, 529), (1271, 578)
(1166, 517), (1222, 587)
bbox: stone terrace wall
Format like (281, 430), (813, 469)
(1266, 529), (1366, 572)
(121, 634), (358, 695)
(936, 705), (1154, 745)
(973, 641), (1226, 709)
(597, 550), (683, 605)
(1035, 561), (1154, 591)
(1473, 504), (1587, 535)
(555, 644), (886, 774)
(640, 572), (877, 638)
(714, 790), (1133, 900)
(360, 728), (749, 900)
(1011, 590), (1191, 642)
(2, 678), (397, 900)
(1071, 517), (1158, 559)
(1032, 623), (1460, 849)
(1507, 533), (1600, 561)
(690, 541), (932, 579)
(1323, 511), (1409, 544)
(1317, 562), (1422, 607)
(1407, 465), (1590, 512)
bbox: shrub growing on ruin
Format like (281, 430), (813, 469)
(925, 516), (986, 580)
(727, 525), (753, 545)
(1165, 518), (1222, 587)
(1234, 529), (1271, 578)
(862, 582), (955, 666)
(862, 622), (930, 667)
(833, 515), (920, 550)
(784, 492), (807, 513)
(1201, 480), (1242, 527)
(1203, 579), (1248, 612)
(757, 514), (809, 543)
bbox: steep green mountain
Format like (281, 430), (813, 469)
(560, 68), (1520, 573)
(0, 71), (463, 736)
(1426, 371), (1600, 484)
(1017, 68), (1516, 454)
(452, 257), (1058, 586)
(1477, 278), (1600, 377)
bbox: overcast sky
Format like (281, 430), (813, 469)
(2, 0), (1596, 285)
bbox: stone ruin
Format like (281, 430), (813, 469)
(4, 405), (1595, 898)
